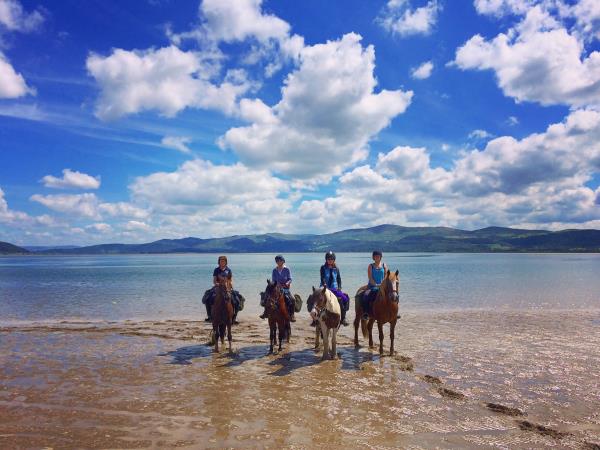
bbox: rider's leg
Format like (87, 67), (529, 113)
(286, 293), (296, 322)
(205, 301), (212, 321)
(338, 298), (349, 326)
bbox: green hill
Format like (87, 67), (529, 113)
(33, 225), (600, 254)
(0, 241), (30, 254)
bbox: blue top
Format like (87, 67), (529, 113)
(272, 266), (292, 288)
(320, 264), (341, 290)
(213, 266), (232, 279)
(369, 263), (386, 289)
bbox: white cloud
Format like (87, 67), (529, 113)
(123, 220), (151, 231)
(0, 0), (44, 32)
(130, 159), (288, 214)
(220, 33), (413, 181)
(378, 0), (441, 37)
(161, 136), (192, 153)
(97, 202), (149, 220)
(455, 4), (600, 109)
(86, 222), (112, 233)
(507, 115), (519, 125)
(468, 129), (493, 140)
(411, 60), (434, 79)
(473, 0), (533, 17)
(0, 52), (33, 98)
(30, 193), (100, 218)
(86, 46), (252, 120)
(41, 169), (101, 190)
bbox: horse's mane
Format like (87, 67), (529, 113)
(323, 288), (341, 315)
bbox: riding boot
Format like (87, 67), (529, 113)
(232, 310), (239, 325)
(341, 308), (349, 326)
(204, 303), (212, 322)
(259, 307), (268, 319)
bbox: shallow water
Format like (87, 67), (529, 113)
(1, 253), (599, 323)
(1, 310), (599, 448)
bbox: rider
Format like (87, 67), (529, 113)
(203, 255), (240, 324)
(363, 250), (387, 319)
(319, 251), (349, 326)
(260, 255), (296, 322)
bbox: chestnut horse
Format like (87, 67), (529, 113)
(264, 279), (290, 353)
(354, 269), (400, 355)
(307, 286), (341, 360)
(211, 275), (234, 353)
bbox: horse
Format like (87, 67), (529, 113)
(211, 274), (234, 353)
(264, 279), (290, 354)
(307, 286), (341, 360)
(354, 269), (400, 355)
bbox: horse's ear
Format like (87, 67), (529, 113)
(386, 269), (390, 276)
(395, 269), (399, 276)
(312, 286), (316, 292)
(227, 272), (232, 279)
(322, 285), (327, 293)
(266, 278), (270, 285)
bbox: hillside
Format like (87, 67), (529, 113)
(33, 225), (600, 254)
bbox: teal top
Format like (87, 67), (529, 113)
(369, 263), (385, 289)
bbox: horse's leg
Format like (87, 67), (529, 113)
(322, 325), (329, 361)
(286, 321), (291, 343)
(389, 319), (396, 356)
(214, 325), (219, 353)
(227, 323), (232, 353)
(268, 320), (274, 354)
(378, 321), (384, 355)
(220, 324), (225, 344)
(331, 327), (337, 360)
(278, 322), (284, 352)
(368, 318), (375, 349)
(353, 314), (360, 348)
(314, 319), (320, 350)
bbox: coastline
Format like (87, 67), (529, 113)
(1, 309), (599, 448)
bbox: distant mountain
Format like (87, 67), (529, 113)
(24, 245), (81, 251)
(32, 225), (600, 254)
(0, 241), (30, 254)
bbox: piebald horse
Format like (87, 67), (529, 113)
(308, 286), (341, 360)
(354, 269), (400, 355)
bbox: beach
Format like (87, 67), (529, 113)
(2, 309), (599, 449)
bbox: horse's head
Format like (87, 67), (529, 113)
(264, 279), (282, 311)
(215, 274), (232, 302)
(308, 285), (327, 311)
(382, 269), (400, 303)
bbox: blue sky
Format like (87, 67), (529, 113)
(1, 0), (599, 245)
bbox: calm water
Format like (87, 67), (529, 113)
(0, 253), (598, 323)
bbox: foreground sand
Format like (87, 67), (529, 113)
(1, 310), (600, 449)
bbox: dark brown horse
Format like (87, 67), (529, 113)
(369, 270), (400, 355)
(211, 275), (234, 353)
(264, 279), (290, 353)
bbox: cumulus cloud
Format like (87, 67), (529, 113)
(455, 4), (600, 109)
(30, 193), (100, 218)
(130, 159), (288, 213)
(0, 0), (44, 32)
(292, 109), (600, 231)
(86, 46), (252, 120)
(220, 33), (413, 181)
(161, 136), (192, 153)
(86, 222), (112, 233)
(0, 52), (33, 98)
(377, 0), (441, 37)
(41, 169), (101, 190)
(411, 60), (434, 79)
(468, 129), (493, 140)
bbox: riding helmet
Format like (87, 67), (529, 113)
(275, 255), (285, 263)
(372, 250), (383, 257)
(325, 251), (336, 261)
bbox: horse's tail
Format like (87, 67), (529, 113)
(360, 318), (368, 339)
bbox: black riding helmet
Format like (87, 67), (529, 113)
(325, 251), (336, 261)
(275, 255), (285, 263)
(372, 250), (383, 258)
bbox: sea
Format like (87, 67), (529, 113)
(0, 253), (599, 323)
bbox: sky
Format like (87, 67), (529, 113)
(0, 0), (599, 246)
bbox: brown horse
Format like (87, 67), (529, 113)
(211, 275), (234, 353)
(307, 286), (341, 360)
(354, 270), (400, 355)
(370, 270), (400, 355)
(264, 279), (290, 353)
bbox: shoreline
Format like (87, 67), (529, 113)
(1, 310), (599, 448)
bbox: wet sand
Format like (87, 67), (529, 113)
(1, 310), (600, 449)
